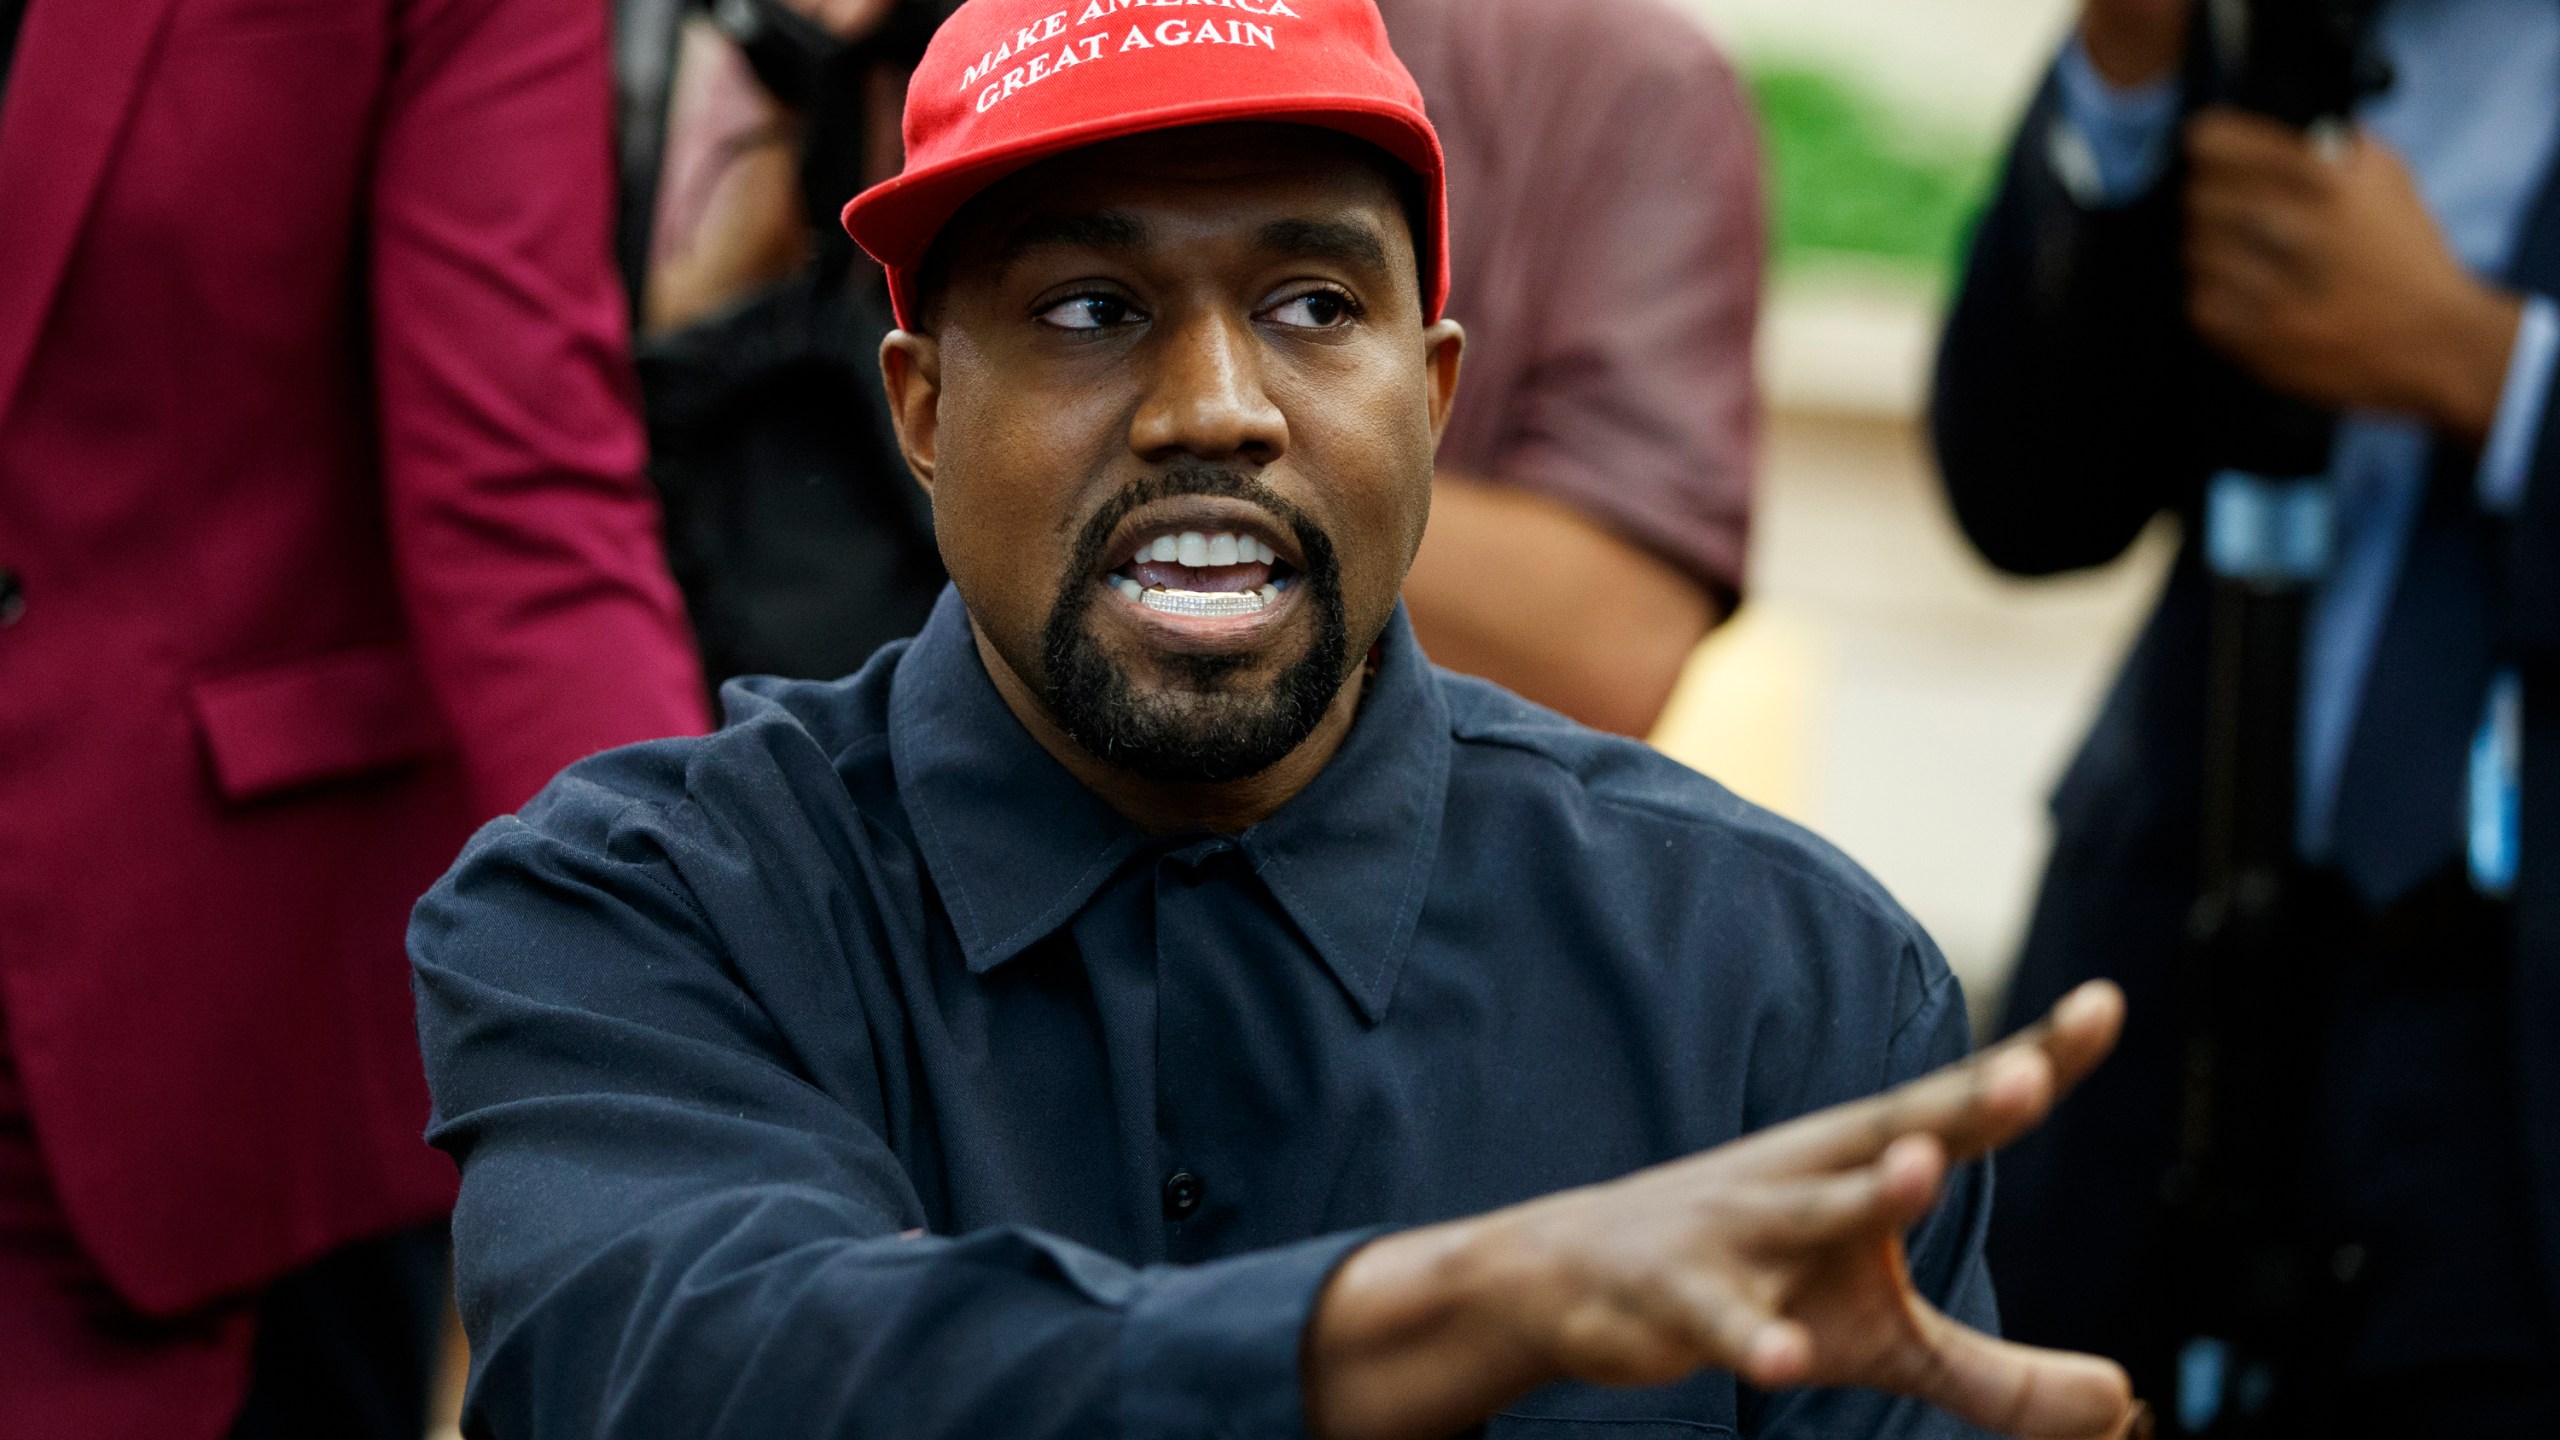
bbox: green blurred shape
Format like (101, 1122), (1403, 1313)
(1746, 62), (1994, 280)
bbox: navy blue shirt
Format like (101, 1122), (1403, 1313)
(412, 589), (1997, 1440)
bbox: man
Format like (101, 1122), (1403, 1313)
(629, 0), (1755, 736)
(0, 0), (708, 1434)
(414, 3), (2136, 1435)
(1934, 0), (2560, 1428)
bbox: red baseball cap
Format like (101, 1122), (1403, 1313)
(842, 0), (1448, 330)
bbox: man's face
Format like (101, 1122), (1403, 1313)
(883, 125), (1463, 784)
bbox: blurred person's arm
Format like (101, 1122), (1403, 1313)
(642, 0), (903, 336)
(642, 18), (813, 335)
(1402, 478), (1719, 739)
(1940, 0), (2548, 584)
(2180, 116), (2560, 668)
(1931, 0), (2207, 578)
(1401, 15), (1758, 738)
(370, 0), (711, 813)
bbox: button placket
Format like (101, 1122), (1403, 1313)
(1152, 846), (1227, 1248)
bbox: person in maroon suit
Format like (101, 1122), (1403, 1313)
(0, 0), (712, 1434)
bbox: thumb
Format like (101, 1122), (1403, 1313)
(1900, 1299), (2136, 1440)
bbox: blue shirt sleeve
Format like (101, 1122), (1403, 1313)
(2479, 293), (2560, 516)
(1746, 946), (2003, 1440)
(410, 774), (1369, 1440)
(2050, 34), (2183, 207)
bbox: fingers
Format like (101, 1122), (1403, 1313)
(1554, 1268), (1811, 1392)
(2186, 236), (2293, 347)
(1990, 978), (2124, 1103)
(2186, 108), (2332, 197)
(1724, 1134), (1949, 1251)
(1899, 1301), (2137, 1440)
(1660, 1271), (1805, 1386)
(2187, 181), (2318, 274)
(1738, 981), (2125, 1177)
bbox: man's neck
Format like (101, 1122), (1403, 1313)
(970, 624), (1368, 836)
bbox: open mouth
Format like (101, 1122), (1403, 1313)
(1107, 527), (1297, 619)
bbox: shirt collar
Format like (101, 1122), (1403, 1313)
(888, 586), (1451, 1024)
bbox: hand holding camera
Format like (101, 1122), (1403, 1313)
(2080, 0), (2524, 443)
(2183, 109), (2523, 442)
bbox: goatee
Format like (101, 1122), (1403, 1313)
(1037, 466), (1356, 785)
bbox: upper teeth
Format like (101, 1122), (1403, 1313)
(1144, 531), (1277, 567)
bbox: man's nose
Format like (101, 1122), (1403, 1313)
(1129, 309), (1290, 464)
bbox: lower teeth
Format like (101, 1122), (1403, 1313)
(1122, 582), (1281, 618)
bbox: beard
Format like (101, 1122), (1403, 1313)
(1037, 465), (1356, 785)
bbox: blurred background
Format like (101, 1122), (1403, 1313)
(1653, 0), (2173, 1030)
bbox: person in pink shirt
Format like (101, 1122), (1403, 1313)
(1383, 0), (1764, 737)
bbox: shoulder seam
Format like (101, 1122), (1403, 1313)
(1455, 718), (1931, 951)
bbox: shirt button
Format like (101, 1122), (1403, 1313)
(0, 569), (21, 627)
(1161, 1170), (1204, 1220)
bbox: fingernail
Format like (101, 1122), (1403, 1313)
(2058, 980), (2116, 1026)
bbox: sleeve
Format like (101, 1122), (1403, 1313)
(2480, 295), (2560, 517)
(370, 0), (711, 818)
(1487, 32), (1763, 608)
(410, 772), (1372, 1440)
(2050, 35), (2184, 207)
(1931, 57), (2210, 577)
(1742, 948), (2002, 1440)
(2500, 294), (2560, 661)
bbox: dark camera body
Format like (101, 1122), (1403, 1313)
(2206, 0), (2389, 128)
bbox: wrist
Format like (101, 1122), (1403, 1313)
(1303, 1215), (1558, 1440)
(2419, 283), (2525, 444)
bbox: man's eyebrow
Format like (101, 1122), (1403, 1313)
(998, 211), (1148, 267)
(1255, 217), (1388, 271)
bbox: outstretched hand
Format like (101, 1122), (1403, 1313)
(1307, 982), (2137, 1440)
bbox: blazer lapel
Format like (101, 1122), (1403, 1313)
(0, 0), (185, 426)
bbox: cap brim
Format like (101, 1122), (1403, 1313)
(843, 95), (1450, 330)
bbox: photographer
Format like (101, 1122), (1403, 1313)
(1933, 0), (2560, 1430)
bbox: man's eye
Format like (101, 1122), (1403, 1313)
(1038, 296), (1136, 331)
(1267, 290), (1357, 329)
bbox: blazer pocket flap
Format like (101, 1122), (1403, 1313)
(190, 644), (455, 802)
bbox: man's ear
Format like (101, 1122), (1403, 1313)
(1422, 319), (1465, 443)
(880, 329), (944, 497)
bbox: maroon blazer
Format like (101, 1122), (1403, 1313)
(0, 0), (710, 1315)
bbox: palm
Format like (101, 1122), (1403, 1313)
(1780, 1235), (1943, 1389)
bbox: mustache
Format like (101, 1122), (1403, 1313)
(1037, 463), (1359, 782)
(1063, 463), (1337, 585)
